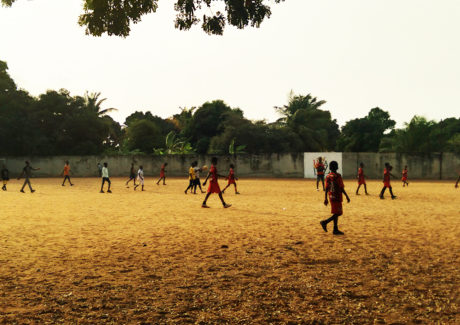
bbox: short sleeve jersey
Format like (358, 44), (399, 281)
(384, 168), (390, 183)
(1, 168), (9, 179)
(138, 169), (144, 179)
(315, 162), (325, 175)
(402, 169), (408, 178)
(326, 172), (344, 202)
(23, 165), (33, 178)
(228, 168), (235, 180)
(63, 165), (70, 176)
(102, 167), (109, 178)
(189, 167), (196, 180)
(358, 167), (363, 177)
(194, 167), (201, 178)
(210, 165), (218, 183)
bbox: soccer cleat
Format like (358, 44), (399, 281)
(20, 190), (25, 193)
(31, 190), (35, 193)
(223, 204), (232, 208)
(320, 220), (328, 232)
(184, 190), (187, 194)
(379, 196), (384, 199)
(235, 192), (240, 195)
(391, 196), (397, 200)
(201, 204), (210, 208)
(333, 229), (344, 235)
(70, 184), (74, 186)
(62, 184), (65, 186)
(100, 190), (104, 193)
(107, 190), (112, 193)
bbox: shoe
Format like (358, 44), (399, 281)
(333, 229), (344, 235)
(20, 190), (25, 193)
(316, 188), (319, 191)
(320, 220), (328, 232)
(70, 184), (74, 186)
(107, 190), (112, 193)
(62, 184), (65, 186)
(223, 204), (232, 208)
(184, 190), (187, 194)
(201, 191), (205, 194)
(235, 192), (240, 195)
(31, 190), (35, 193)
(201, 204), (210, 208)
(391, 196), (397, 200)
(365, 193), (369, 195)
(100, 190), (104, 193)
(379, 196), (384, 199)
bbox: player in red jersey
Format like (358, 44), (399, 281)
(156, 162), (168, 185)
(320, 161), (350, 235)
(401, 165), (409, 187)
(379, 163), (397, 199)
(314, 157), (328, 191)
(222, 164), (240, 194)
(355, 162), (368, 195)
(202, 157), (231, 208)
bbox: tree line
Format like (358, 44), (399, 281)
(1, 60), (459, 156)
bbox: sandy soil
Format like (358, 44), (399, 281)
(0, 177), (459, 324)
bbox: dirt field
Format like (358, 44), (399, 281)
(0, 178), (459, 324)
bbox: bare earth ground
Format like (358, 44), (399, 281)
(0, 178), (459, 324)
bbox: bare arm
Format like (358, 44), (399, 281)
(324, 188), (329, 206)
(342, 188), (351, 203)
(455, 176), (459, 188)
(202, 172), (211, 185)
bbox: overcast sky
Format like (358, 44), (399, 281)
(1, 0), (459, 127)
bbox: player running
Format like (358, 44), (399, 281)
(379, 163), (397, 199)
(202, 157), (231, 208)
(100, 162), (112, 193)
(156, 163), (167, 185)
(134, 165), (145, 191)
(222, 164), (240, 194)
(125, 163), (137, 188)
(1, 164), (9, 191)
(402, 165), (409, 187)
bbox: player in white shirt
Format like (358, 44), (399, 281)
(100, 162), (112, 193)
(134, 165), (145, 191)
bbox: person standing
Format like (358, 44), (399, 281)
(17, 161), (40, 193)
(401, 165), (409, 187)
(222, 164), (240, 194)
(185, 161), (197, 194)
(100, 162), (112, 193)
(156, 163), (168, 185)
(193, 162), (205, 194)
(61, 160), (74, 186)
(355, 162), (368, 195)
(314, 157), (327, 191)
(379, 163), (397, 199)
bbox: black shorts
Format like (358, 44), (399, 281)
(194, 178), (201, 185)
(317, 174), (324, 181)
(130, 174), (136, 179)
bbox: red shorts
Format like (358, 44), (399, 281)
(383, 181), (391, 188)
(208, 182), (221, 194)
(358, 177), (366, 185)
(402, 177), (407, 182)
(160, 172), (165, 178)
(330, 201), (343, 215)
(228, 179), (236, 185)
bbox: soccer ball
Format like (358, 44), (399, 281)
(202, 165), (208, 171)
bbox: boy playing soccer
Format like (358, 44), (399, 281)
(193, 163), (205, 194)
(379, 163), (397, 199)
(126, 163), (137, 188)
(184, 161), (197, 194)
(320, 161), (350, 235)
(355, 162), (368, 195)
(1, 164), (9, 191)
(314, 157), (327, 191)
(222, 164), (240, 194)
(134, 165), (145, 191)
(402, 165), (409, 187)
(202, 157), (231, 208)
(156, 163), (168, 185)
(455, 175), (459, 188)
(18, 161), (40, 193)
(100, 162), (112, 193)
(61, 161), (74, 186)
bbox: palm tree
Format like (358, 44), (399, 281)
(275, 91), (327, 124)
(84, 91), (118, 116)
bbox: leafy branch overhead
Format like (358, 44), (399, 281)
(1, 0), (285, 37)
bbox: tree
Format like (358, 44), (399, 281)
(84, 91), (117, 116)
(275, 93), (340, 151)
(2, 0), (285, 37)
(336, 107), (396, 152)
(124, 119), (162, 153)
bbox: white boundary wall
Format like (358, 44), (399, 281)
(304, 152), (343, 179)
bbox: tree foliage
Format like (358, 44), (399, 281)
(2, 0), (285, 37)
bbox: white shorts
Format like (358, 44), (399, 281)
(137, 177), (144, 185)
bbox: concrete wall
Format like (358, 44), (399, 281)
(0, 152), (458, 179)
(341, 152), (460, 180)
(0, 153), (304, 178)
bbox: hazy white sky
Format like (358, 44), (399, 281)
(1, 0), (459, 127)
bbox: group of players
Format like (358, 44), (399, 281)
(2, 158), (459, 236)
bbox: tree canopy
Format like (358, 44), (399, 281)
(1, 59), (459, 156)
(1, 0), (285, 37)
